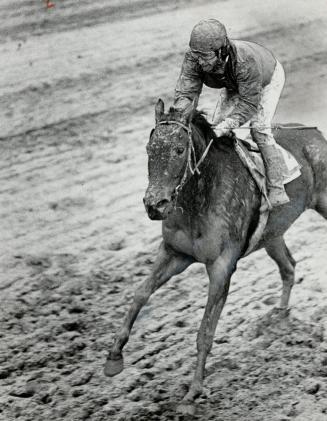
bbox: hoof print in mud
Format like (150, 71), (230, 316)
(176, 402), (196, 417)
(104, 356), (124, 377)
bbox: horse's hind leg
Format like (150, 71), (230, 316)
(104, 242), (194, 377)
(265, 236), (296, 310)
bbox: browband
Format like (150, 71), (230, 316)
(157, 120), (190, 132)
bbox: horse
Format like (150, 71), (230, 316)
(104, 98), (327, 415)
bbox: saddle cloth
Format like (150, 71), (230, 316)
(233, 133), (301, 257)
(234, 127), (301, 183)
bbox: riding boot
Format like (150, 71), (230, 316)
(259, 144), (290, 207)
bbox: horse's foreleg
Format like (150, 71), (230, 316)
(265, 236), (295, 310)
(177, 248), (239, 415)
(315, 189), (327, 220)
(104, 242), (194, 377)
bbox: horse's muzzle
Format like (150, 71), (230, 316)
(143, 196), (172, 220)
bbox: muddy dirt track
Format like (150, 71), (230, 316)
(1, 1), (327, 420)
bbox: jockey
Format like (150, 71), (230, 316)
(174, 18), (290, 207)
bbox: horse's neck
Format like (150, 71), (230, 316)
(178, 146), (232, 216)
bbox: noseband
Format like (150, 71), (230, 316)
(156, 120), (214, 204)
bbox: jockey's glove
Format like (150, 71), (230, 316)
(211, 117), (239, 138)
(213, 127), (229, 138)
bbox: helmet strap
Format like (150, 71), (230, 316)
(215, 37), (230, 61)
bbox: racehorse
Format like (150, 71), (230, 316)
(105, 99), (327, 415)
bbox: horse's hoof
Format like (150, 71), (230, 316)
(276, 307), (290, 318)
(104, 356), (124, 377)
(176, 402), (196, 416)
(269, 306), (290, 319)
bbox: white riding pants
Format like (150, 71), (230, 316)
(216, 60), (285, 146)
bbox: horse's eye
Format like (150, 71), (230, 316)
(176, 146), (185, 155)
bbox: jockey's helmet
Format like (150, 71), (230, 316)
(189, 19), (227, 53)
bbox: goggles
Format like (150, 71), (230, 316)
(190, 49), (217, 61)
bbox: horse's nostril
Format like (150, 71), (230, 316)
(147, 205), (156, 218)
(156, 199), (169, 209)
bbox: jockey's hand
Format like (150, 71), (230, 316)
(212, 126), (230, 138)
(211, 118), (238, 139)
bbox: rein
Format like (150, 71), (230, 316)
(235, 125), (318, 130)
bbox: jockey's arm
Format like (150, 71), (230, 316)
(174, 51), (203, 111)
(213, 57), (263, 136)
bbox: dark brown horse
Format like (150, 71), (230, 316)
(105, 99), (327, 415)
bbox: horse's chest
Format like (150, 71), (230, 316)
(162, 220), (221, 263)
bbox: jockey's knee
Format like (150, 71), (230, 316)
(250, 127), (275, 147)
(250, 128), (265, 146)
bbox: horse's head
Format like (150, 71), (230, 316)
(143, 98), (207, 220)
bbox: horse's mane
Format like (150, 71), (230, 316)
(164, 107), (233, 149)
(192, 112), (217, 143)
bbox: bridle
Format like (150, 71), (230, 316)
(155, 120), (215, 206)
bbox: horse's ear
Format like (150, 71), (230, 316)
(155, 99), (165, 124)
(181, 97), (198, 124)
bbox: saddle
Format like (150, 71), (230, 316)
(233, 132), (301, 257)
(235, 136), (301, 198)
